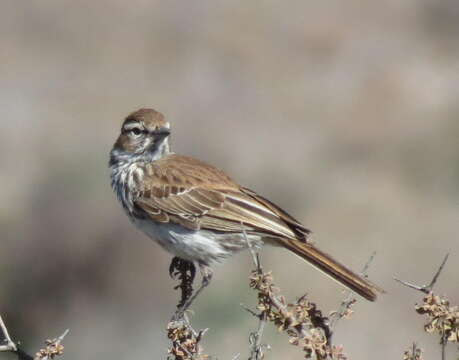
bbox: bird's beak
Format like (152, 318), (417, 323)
(152, 129), (170, 138)
(148, 128), (170, 153)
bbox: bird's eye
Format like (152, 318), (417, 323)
(129, 128), (142, 136)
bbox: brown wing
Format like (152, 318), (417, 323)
(133, 154), (309, 240)
(240, 187), (311, 239)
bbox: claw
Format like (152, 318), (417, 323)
(169, 257), (196, 282)
(170, 261), (213, 322)
(199, 263), (213, 286)
(169, 257), (179, 278)
(169, 257), (197, 309)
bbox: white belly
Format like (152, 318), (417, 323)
(132, 217), (262, 264)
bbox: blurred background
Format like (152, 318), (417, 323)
(1, 1), (459, 359)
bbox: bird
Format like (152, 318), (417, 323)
(109, 108), (383, 307)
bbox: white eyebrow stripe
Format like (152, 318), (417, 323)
(123, 122), (143, 131)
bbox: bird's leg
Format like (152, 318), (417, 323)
(172, 262), (213, 321)
(169, 257), (196, 309)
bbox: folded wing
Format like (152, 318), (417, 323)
(133, 154), (309, 240)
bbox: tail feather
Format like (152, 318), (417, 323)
(283, 240), (384, 301)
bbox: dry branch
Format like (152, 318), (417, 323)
(167, 258), (210, 360)
(394, 253), (449, 294)
(329, 251), (376, 332)
(0, 315), (68, 360)
(167, 314), (209, 360)
(403, 343), (423, 360)
(243, 230), (348, 360)
(395, 253), (457, 360)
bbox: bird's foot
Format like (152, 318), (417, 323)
(200, 263), (213, 286)
(169, 257), (196, 281)
(172, 262), (213, 321)
(169, 257), (196, 309)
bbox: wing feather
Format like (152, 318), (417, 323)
(133, 155), (308, 240)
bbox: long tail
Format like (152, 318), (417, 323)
(282, 240), (384, 301)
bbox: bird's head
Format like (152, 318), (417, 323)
(110, 108), (171, 165)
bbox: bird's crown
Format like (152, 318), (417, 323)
(122, 108), (170, 132)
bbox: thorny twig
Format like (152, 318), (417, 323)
(329, 252), (377, 331)
(33, 329), (69, 360)
(0, 315), (68, 360)
(394, 253), (449, 294)
(395, 254), (456, 360)
(403, 343), (423, 360)
(166, 313), (209, 360)
(242, 228), (346, 360)
(0, 314), (17, 353)
(167, 258), (209, 360)
(243, 232), (269, 360)
(248, 312), (268, 360)
(415, 292), (458, 355)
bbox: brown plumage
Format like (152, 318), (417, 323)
(110, 108), (384, 302)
